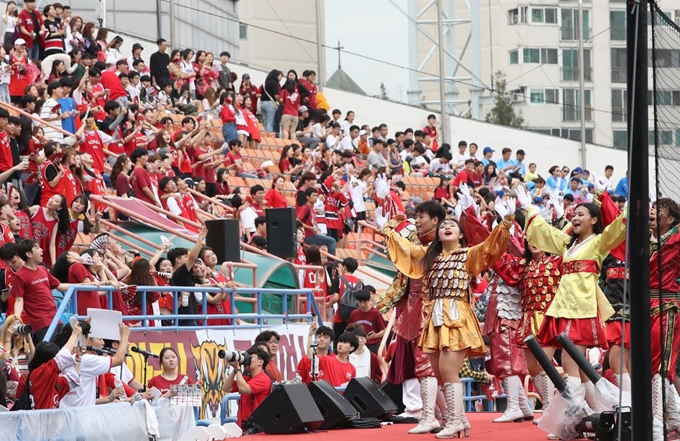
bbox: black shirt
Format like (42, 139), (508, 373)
(171, 264), (199, 326)
(149, 51), (170, 85)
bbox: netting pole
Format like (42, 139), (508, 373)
(627, 1), (653, 440)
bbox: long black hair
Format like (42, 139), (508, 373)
(568, 203), (603, 247)
(29, 342), (61, 373)
(54, 194), (71, 235)
(51, 251), (75, 282)
(422, 218), (467, 271)
(71, 194), (95, 234)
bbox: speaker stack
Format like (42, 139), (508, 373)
(265, 208), (297, 259)
(205, 219), (241, 262)
(247, 378), (399, 433)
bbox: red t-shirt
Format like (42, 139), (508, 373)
(433, 186), (450, 202)
(147, 373), (192, 395)
(223, 151), (243, 174)
(79, 130), (107, 173)
(99, 71), (128, 101)
(0, 131), (12, 172)
(297, 204), (316, 239)
(265, 189), (287, 209)
(11, 265), (59, 331)
(25, 357), (71, 409)
(320, 355), (356, 387)
(280, 89), (301, 116)
(231, 371), (272, 427)
(69, 262), (100, 316)
(130, 166), (155, 205)
(347, 307), (387, 345)
(17, 10), (43, 48)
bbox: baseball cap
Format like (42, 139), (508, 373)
(298, 106), (308, 114)
(14, 38), (26, 46)
(534, 196), (544, 203)
(494, 189), (505, 198)
(573, 167), (584, 173)
(483, 146), (495, 154)
(242, 73), (250, 80)
(359, 130), (367, 136)
(184, 177), (196, 187)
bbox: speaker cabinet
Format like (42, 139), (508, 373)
(266, 208), (297, 259)
(343, 377), (398, 419)
(380, 381), (406, 414)
(205, 219), (241, 262)
(248, 383), (324, 434)
(308, 380), (359, 429)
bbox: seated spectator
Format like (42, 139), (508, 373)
(148, 347), (193, 396)
(222, 346), (273, 429)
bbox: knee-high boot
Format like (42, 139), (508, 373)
(493, 375), (525, 422)
(665, 377), (680, 431)
(435, 383), (466, 439)
(532, 372), (555, 425)
(518, 379), (534, 420)
(408, 377), (441, 434)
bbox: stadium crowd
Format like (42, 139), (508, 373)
(0, 2), (652, 437)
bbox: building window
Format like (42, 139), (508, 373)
(611, 48), (627, 83)
(611, 90), (627, 122)
(562, 49), (592, 81)
(649, 130), (673, 146)
(610, 11), (626, 41)
(561, 128), (593, 143)
(562, 89), (592, 121)
(613, 130), (627, 150)
(523, 48), (557, 64)
(530, 88), (558, 104)
(508, 7), (528, 25)
(239, 23), (248, 39)
(510, 50), (518, 64)
(647, 90), (673, 106)
(648, 49), (680, 68)
(531, 8), (558, 24)
(561, 9), (591, 41)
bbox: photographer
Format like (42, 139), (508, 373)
(0, 314), (34, 372)
(222, 346), (272, 429)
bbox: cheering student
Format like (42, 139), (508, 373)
(296, 323), (334, 384)
(222, 346), (272, 429)
(303, 321), (357, 388)
(148, 347), (193, 396)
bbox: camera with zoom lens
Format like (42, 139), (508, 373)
(10, 324), (32, 335)
(218, 349), (251, 365)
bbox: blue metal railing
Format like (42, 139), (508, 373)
(43, 285), (323, 342)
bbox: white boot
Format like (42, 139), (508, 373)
(518, 380), (534, 421)
(435, 383), (466, 439)
(408, 377), (441, 434)
(665, 377), (680, 431)
(435, 387), (446, 421)
(652, 373), (665, 431)
(493, 376), (525, 423)
(532, 372), (555, 425)
(616, 373), (631, 393)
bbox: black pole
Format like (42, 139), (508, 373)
(627, 1), (653, 440)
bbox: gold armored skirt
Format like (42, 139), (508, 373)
(419, 297), (486, 357)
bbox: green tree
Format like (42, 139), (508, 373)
(380, 82), (389, 100)
(485, 71), (525, 128)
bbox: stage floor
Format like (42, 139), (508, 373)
(253, 413), (553, 441)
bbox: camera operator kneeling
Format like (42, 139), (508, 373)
(222, 346), (273, 430)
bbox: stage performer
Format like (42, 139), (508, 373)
(591, 174), (631, 393)
(648, 197), (680, 432)
(516, 187), (626, 399)
(376, 197), (516, 439)
(375, 198), (448, 434)
(455, 185), (533, 423)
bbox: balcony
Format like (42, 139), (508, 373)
(561, 67), (592, 82)
(611, 68), (627, 83)
(562, 105), (593, 122)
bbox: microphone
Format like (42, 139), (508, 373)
(131, 346), (159, 358)
(87, 345), (115, 356)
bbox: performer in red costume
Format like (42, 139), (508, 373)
(376, 198), (447, 434)
(456, 184), (533, 423)
(648, 197), (680, 432)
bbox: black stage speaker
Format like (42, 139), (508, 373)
(266, 207), (297, 259)
(343, 377), (398, 419)
(380, 381), (406, 414)
(308, 380), (359, 429)
(248, 383), (324, 434)
(205, 219), (241, 262)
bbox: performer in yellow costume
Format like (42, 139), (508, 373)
(376, 199), (516, 439)
(515, 187), (626, 398)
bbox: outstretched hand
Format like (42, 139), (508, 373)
(515, 185), (532, 209)
(590, 171), (605, 192)
(375, 207), (390, 230)
(457, 183), (475, 210)
(374, 173), (391, 200)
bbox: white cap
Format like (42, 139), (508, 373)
(14, 38), (26, 46)
(359, 130), (367, 136)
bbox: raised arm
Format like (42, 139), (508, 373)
(524, 205), (570, 256)
(467, 214), (514, 276)
(382, 226), (427, 280)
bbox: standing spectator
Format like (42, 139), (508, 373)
(296, 187), (337, 255)
(57, 78), (76, 135)
(127, 42), (143, 72)
(327, 257), (362, 339)
(260, 70), (282, 133)
(422, 114), (440, 153)
(150, 38), (170, 87)
(367, 139), (387, 171)
(17, 0), (44, 61)
(8, 40), (31, 104)
(64, 16), (83, 54)
(3, 2), (17, 46)
(10, 239), (70, 344)
(347, 325), (382, 383)
(222, 346), (273, 429)
(239, 73), (258, 110)
(279, 79), (300, 141)
(42, 4), (65, 57)
(299, 70), (318, 110)
(217, 51), (232, 91)
(129, 148), (160, 207)
(347, 289), (386, 354)
(169, 225), (208, 327)
(615, 170), (629, 198)
(39, 81), (66, 140)
(0, 108), (11, 176)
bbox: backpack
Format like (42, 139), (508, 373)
(337, 275), (363, 321)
